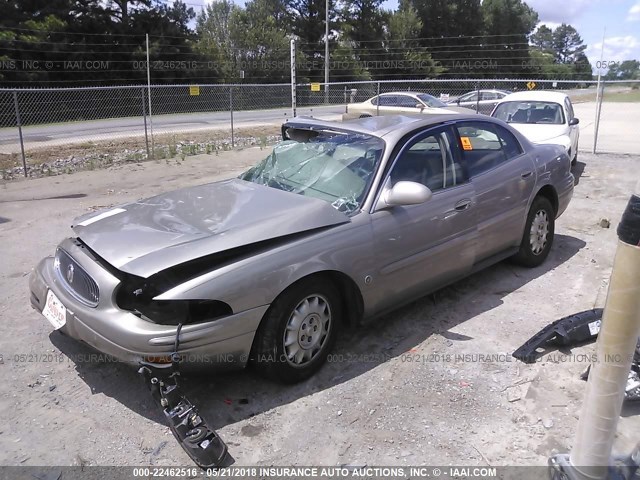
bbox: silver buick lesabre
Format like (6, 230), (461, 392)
(30, 114), (574, 383)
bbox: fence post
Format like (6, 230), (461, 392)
(12, 91), (28, 178)
(290, 37), (297, 118)
(229, 86), (235, 149)
(376, 82), (380, 116)
(475, 82), (480, 114)
(592, 81), (605, 154)
(141, 87), (150, 159)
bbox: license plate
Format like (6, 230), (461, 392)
(42, 290), (66, 330)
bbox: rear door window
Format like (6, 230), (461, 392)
(455, 122), (508, 177)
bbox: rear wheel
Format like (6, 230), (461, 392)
(250, 277), (341, 383)
(359, 114), (372, 118)
(512, 196), (555, 267)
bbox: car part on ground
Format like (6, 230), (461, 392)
(139, 324), (228, 467)
(139, 366), (228, 467)
(512, 309), (603, 363)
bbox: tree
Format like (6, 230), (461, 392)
(339, 0), (386, 69)
(530, 23), (592, 80)
(195, 0), (240, 81)
(197, 0), (291, 83)
(229, 0), (291, 83)
(481, 0), (538, 77)
(605, 60), (640, 80)
(383, 5), (442, 79)
(530, 25), (554, 54)
(552, 24), (587, 64)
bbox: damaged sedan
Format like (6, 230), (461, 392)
(30, 114), (574, 384)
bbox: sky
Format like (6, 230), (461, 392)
(190, 0), (640, 71)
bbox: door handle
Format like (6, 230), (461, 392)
(521, 171), (533, 178)
(454, 199), (472, 211)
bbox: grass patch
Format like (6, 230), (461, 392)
(602, 90), (640, 102)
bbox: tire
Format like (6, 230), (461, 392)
(250, 277), (341, 384)
(572, 149), (578, 166)
(512, 196), (555, 268)
(359, 114), (372, 118)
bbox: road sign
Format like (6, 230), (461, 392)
(526, 81), (536, 90)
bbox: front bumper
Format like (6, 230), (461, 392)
(29, 239), (269, 370)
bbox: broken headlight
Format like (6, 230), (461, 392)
(115, 276), (232, 325)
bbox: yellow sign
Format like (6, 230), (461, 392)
(460, 137), (473, 151)
(189, 85), (200, 96)
(526, 81), (536, 90)
(310, 83), (321, 92)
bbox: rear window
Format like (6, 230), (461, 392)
(493, 101), (565, 125)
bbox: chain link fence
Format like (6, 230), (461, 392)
(1, 78), (639, 179)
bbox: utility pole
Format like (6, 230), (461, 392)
(324, 0), (329, 104)
(593, 27), (606, 154)
(146, 33), (155, 158)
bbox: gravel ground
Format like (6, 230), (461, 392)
(0, 148), (638, 468)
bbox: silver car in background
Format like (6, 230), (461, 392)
(447, 89), (511, 114)
(30, 114), (574, 383)
(343, 91), (465, 120)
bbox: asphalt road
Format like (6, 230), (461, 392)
(0, 104), (345, 154)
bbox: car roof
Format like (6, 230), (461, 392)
(285, 114), (501, 140)
(377, 91), (430, 97)
(498, 90), (569, 103)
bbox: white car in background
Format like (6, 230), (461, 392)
(343, 91), (466, 120)
(491, 91), (579, 164)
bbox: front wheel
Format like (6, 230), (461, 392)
(512, 196), (555, 267)
(250, 277), (341, 383)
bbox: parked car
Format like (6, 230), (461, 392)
(343, 91), (466, 120)
(490, 91), (579, 164)
(447, 89), (511, 114)
(30, 114), (574, 384)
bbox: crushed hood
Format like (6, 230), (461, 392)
(509, 124), (570, 144)
(72, 179), (350, 278)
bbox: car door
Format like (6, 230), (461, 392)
(369, 124), (477, 312)
(459, 92), (479, 111)
(454, 121), (536, 262)
(565, 97), (579, 155)
(375, 94), (399, 116)
(479, 91), (499, 114)
(396, 94), (424, 114)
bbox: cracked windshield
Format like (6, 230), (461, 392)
(240, 129), (384, 214)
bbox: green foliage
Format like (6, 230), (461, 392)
(605, 60), (640, 80)
(0, 0), (611, 85)
(481, 0), (539, 78)
(530, 24), (593, 80)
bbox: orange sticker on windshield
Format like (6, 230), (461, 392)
(460, 137), (473, 150)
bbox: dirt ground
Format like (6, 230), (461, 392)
(0, 148), (639, 468)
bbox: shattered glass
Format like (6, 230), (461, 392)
(240, 130), (384, 214)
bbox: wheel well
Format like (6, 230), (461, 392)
(283, 271), (364, 328)
(536, 185), (558, 216)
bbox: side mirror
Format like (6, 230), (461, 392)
(415, 103), (425, 110)
(383, 181), (432, 207)
(569, 117), (580, 126)
(456, 99), (461, 105)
